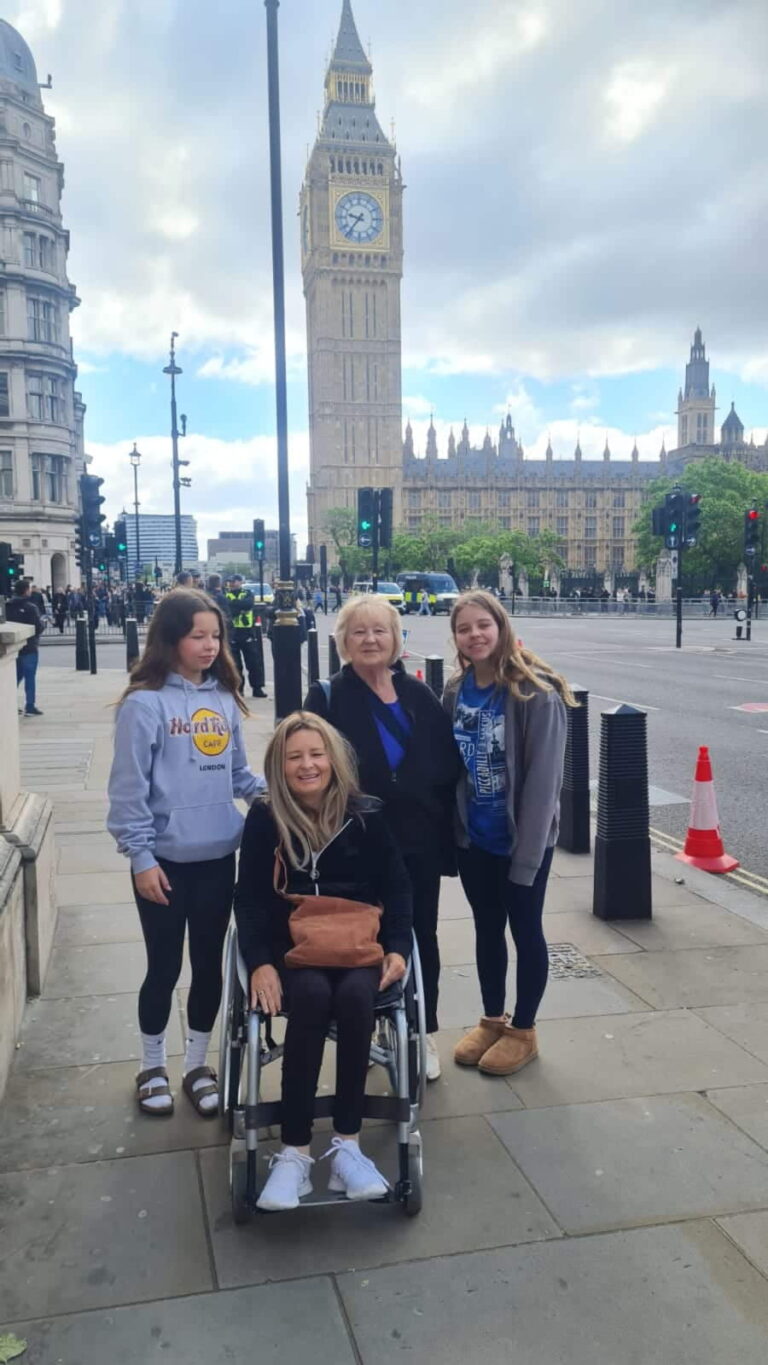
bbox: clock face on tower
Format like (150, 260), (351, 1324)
(334, 191), (384, 244)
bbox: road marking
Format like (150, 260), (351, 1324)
(591, 694), (660, 711)
(729, 703), (768, 713)
(713, 674), (768, 683)
(649, 826), (768, 899)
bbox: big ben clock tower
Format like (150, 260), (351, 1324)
(302, 0), (404, 554)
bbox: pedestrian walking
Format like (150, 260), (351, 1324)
(52, 588), (67, 633)
(418, 589), (432, 616)
(107, 589), (265, 1118)
(333, 584), (342, 611)
(234, 711), (412, 1210)
(445, 589), (575, 1076)
(304, 595), (461, 1081)
(6, 579), (45, 715)
(313, 588), (324, 614)
(709, 589), (721, 618)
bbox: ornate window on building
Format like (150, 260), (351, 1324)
(613, 491), (625, 509)
(584, 546), (597, 568)
(526, 489), (540, 508)
(498, 491), (511, 509)
(556, 516), (568, 537)
(27, 372), (63, 422)
(0, 449), (12, 498)
(407, 516), (419, 532)
(585, 491), (597, 510)
(611, 545), (624, 568)
(528, 517), (540, 537)
(24, 232), (52, 270)
(680, 415), (688, 445)
(696, 413), (708, 442)
(407, 490), (421, 508)
(468, 492), (481, 512)
(499, 516), (511, 529)
(438, 490), (451, 509)
(45, 453), (67, 503)
(612, 516), (625, 539)
(23, 171), (40, 204)
(27, 296), (59, 344)
(585, 517), (597, 539)
(556, 490), (569, 509)
(30, 452), (42, 499)
(0, 372), (9, 417)
(0, 288), (5, 336)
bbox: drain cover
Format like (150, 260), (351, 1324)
(547, 943), (602, 979)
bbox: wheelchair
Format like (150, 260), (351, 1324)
(218, 923), (427, 1223)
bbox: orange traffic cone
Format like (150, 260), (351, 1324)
(676, 746), (739, 874)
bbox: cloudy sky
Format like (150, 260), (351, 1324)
(11, 0), (768, 553)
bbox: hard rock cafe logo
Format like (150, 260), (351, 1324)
(169, 709), (230, 757)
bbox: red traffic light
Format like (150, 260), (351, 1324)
(747, 508), (760, 520)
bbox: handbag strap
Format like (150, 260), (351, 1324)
(273, 845), (290, 897)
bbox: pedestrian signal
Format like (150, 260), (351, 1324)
(80, 473), (106, 548)
(357, 487), (375, 549)
(744, 507), (760, 556)
(378, 487), (393, 549)
(253, 518), (265, 560)
(684, 493), (702, 546)
(664, 488), (684, 551)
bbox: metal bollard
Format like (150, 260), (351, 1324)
(75, 614), (89, 671)
(307, 627), (320, 685)
(125, 618), (140, 671)
(252, 622), (267, 698)
(328, 632), (340, 676)
(425, 654), (444, 697)
(593, 704), (652, 920)
(557, 686), (590, 854)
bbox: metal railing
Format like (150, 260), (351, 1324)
(503, 596), (752, 619)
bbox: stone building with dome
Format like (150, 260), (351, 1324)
(303, 10), (767, 576)
(0, 19), (85, 592)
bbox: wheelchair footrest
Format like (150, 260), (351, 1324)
(246, 1093), (411, 1129)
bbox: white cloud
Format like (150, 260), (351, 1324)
(603, 62), (676, 144)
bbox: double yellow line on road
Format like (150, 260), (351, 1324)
(649, 825), (768, 898)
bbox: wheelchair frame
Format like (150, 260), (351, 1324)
(218, 923), (427, 1223)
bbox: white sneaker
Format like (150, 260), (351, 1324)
(425, 1034), (441, 1082)
(325, 1137), (389, 1200)
(256, 1147), (314, 1211)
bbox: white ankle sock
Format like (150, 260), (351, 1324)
(139, 1032), (171, 1111)
(184, 1028), (217, 1112)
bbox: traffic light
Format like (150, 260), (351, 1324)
(378, 487), (393, 549)
(651, 504), (667, 538)
(745, 507), (761, 557)
(319, 543), (328, 581)
(114, 518), (127, 558)
(104, 532), (116, 563)
(0, 543), (24, 595)
(74, 517), (85, 568)
(357, 486), (375, 549)
(80, 473), (105, 548)
(664, 488), (684, 551)
(684, 493), (702, 546)
(253, 518), (265, 560)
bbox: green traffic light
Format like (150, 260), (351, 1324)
(361, 519), (372, 531)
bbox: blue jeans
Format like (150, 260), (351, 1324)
(16, 650), (38, 711)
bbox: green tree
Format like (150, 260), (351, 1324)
(633, 458), (768, 592)
(322, 508), (371, 586)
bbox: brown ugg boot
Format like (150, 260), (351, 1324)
(453, 1017), (507, 1068)
(478, 1025), (538, 1076)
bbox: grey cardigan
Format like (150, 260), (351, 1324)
(443, 672), (568, 886)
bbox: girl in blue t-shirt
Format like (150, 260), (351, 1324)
(444, 590), (576, 1077)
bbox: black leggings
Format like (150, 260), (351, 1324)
(133, 854), (236, 1036)
(280, 965), (380, 1147)
(403, 854), (440, 1034)
(457, 845), (554, 1029)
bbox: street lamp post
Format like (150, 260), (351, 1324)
(264, 0), (302, 719)
(163, 333), (188, 577)
(129, 442), (142, 582)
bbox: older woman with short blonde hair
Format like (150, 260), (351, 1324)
(304, 594), (460, 1082)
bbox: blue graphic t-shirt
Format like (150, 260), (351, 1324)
(454, 673), (509, 856)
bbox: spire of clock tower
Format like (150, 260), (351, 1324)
(332, 1), (371, 74)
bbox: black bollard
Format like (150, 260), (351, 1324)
(593, 704), (652, 920)
(272, 616), (303, 722)
(125, 618), (140, 671)
(307, 627), (320, 685)
(425, 654), (444, 697)
(75, 614), (89, 671)
(328, 632), (340, 676)
(557, 686), (590, 854)
(252, 622), (267, 698)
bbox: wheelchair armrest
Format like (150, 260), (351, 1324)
(374, 980), (405, 1012)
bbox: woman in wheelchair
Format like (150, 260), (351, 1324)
(234, 711), (413, 1211)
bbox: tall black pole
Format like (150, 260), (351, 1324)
(675, 542), (683, 649)
(164, 333), (184, 576)
(130, 443), (142, 581)
(265, 0), (291, 582)
(264, 0), (301, 720)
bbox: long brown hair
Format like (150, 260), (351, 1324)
(117, 589), (248, 715)
(450, 590), (577, 706)
(264, 712), (362, 869)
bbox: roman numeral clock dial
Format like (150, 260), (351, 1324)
(334, 191), (384, 245)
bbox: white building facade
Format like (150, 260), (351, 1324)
(124, 513), (199, 576)
(0, 19), (85, 591)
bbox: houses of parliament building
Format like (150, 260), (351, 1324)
(303, 4), (768, 574)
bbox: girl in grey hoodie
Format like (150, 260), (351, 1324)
(108, 589), (264, 1118)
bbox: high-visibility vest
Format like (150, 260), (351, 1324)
(226, 591), (254, 630)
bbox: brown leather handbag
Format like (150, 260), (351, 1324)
(273, 848), (383, 970)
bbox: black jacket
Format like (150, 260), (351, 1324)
(304, 663), (461, 872)
(234, 798), (413, 973)
(5, 597), (44, 654)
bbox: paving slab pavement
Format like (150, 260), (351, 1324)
(3, 664), (768, 1361)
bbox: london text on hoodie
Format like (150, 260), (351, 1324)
(107, 673), (265, 873)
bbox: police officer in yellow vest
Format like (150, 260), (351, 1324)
(225, 574), (267, 698)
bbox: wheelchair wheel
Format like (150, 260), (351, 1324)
(403, 1134), (423, 1217)
(219, 929), (245, 1130)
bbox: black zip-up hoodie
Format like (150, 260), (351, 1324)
(304, 663), (461, 872)
(234, 797), (413, 973)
